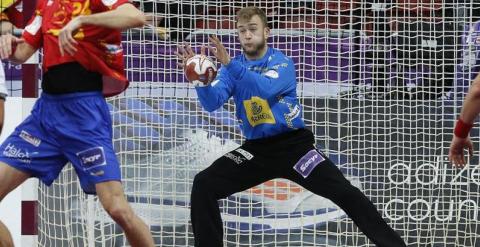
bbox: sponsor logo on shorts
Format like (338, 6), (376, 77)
(90, 170), (105, 177)
(77, 147), (107, 171)
(19, 130), (41, 147)
(3, 143), (32, 163)
(224, 152), (245, 164)
(293, 149), (325, 178)
(235, 148), (253, 160)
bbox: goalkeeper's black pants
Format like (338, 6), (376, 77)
(190, 128), (406, 247)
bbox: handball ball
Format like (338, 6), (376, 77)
(184, 55), (217, 87)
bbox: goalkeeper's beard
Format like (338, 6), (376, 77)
(241, 39), (267, 58)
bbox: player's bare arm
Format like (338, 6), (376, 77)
(59, 3), (146, 56)
(0, 20), (12, 135)
(449, 73), (480, 167)
(0, 20), (13, 35)
(0, 33), (36, 63)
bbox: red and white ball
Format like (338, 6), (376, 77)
(184, 55), (217, 87)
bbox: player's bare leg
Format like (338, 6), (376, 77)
(96, 181), (154, 247)
(0, 162), (31, 247)
(0, 221), (13, 247)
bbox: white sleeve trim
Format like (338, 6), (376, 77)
(0, 62), (8, 97)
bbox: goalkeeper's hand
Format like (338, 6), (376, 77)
(208, 35), (230, 65)
(175, 43), (207, 69)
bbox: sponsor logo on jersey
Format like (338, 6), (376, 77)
(101, 0), (118, 7)
(77, 146), (106, 171)
(19, 130), (41, 147)
(243, 97), (276, 127)
(263, 70), (279, 79)
(285, 104), (300, 121)
(271, 63), (288, 70)
(104, 44), (123, 54)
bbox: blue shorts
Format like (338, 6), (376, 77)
(0, 91), (121, 194)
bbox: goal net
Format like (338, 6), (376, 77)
(36, 0), (480, 246)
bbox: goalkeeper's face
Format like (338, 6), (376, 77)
(237, 15), (270, 58)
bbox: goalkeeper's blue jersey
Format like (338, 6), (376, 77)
(195, 47), (305, 140)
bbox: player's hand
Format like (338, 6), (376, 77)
(449, 135), (474, 168)
(175, 43), (206, 69)
(0, 33), (24, 59)
(59, 16), (82, 56)
(208, 35), (230, 65)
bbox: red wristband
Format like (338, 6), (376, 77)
(454, 118), (473, 138)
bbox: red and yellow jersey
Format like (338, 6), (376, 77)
(22, 0), (132, 97)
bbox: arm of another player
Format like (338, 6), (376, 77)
(448, 73), (480, 167)
(176, 44), (233, 112)
(209, 35), (295, 100)
(0, 0), (38, 63)
(74, 3), (146, 29)
(0, 21), (8, 134)
(0, 34), (36, 63)
(0, 18), (13, 135)
(58, 3), (146, 56)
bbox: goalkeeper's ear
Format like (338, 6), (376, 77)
(263, 25), (270, 40)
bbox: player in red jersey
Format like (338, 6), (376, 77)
(0, 0), (154, 246)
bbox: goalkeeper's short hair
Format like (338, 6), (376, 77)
(236, 6), (268, 28)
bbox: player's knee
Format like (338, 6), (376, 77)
(104, 201), (134, 228)
(0, 222), (14, 247)
(0, 186), (11, 202)
(0, 238), (14, 247)
(0, 189), (12, 202)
